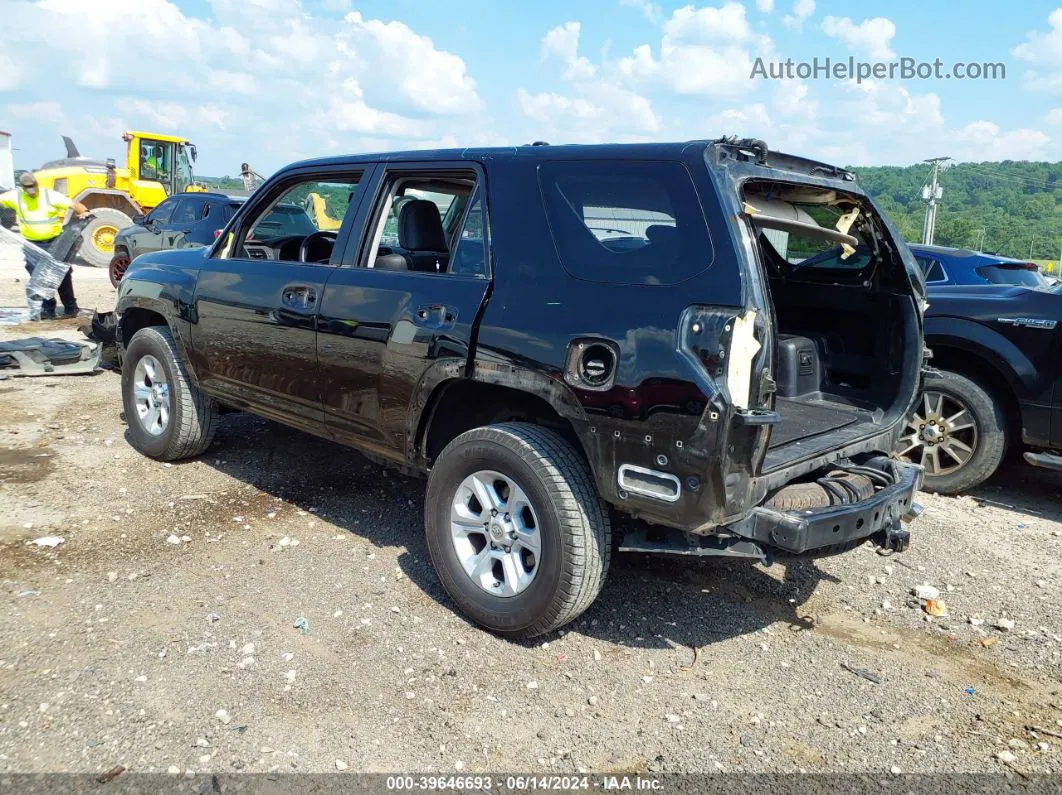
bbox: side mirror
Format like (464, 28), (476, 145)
(131, 213), (147, 225)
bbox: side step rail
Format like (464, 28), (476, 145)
(1023, 451), (1062, 472)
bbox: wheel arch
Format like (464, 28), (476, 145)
(411, 373), (593, 476)
(923, 340), (1021, 449)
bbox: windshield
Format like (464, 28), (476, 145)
(175, 145), (193, 193)
(977, 263), (1048, 288)
(249, 204), (316, 239)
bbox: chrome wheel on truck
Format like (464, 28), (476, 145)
(894, 369), (1006, 494)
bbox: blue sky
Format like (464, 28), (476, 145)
(2, 0), (1061, 177)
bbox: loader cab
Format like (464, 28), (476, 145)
(126, 132), (197, 198)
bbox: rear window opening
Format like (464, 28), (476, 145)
(741, 181), (921, 472)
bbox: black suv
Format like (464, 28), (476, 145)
(108, 192), (315, 287)
(114, 139), (926, 637)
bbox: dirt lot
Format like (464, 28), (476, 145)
(1, 256), (1061, 779)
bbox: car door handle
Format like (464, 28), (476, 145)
(282, 285), (317, 309)
(415, 304), (455, 327)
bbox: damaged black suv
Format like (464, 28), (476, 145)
(115, 138), (926, 638)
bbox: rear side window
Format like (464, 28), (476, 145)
(539, 160), (713, 285)
(915, 256), (946, 282)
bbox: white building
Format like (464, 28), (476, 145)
(0, 131), (13, 192)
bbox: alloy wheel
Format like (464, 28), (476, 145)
(449, 470), (542, 597)
(132, 354), (171, 437)
(896, 390), (978, 475)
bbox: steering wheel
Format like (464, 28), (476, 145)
(299, 230), (338, 263)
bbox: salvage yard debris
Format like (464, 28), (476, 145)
(30, 535), (64, 548)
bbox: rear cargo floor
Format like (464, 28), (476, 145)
(769, 398), (860, 448)
(764, 397), (882, 471)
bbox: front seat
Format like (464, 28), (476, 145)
(398, 199), (449, 272)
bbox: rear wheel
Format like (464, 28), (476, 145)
(894, 369), (1006, 494)
(80, 208), (133, 267)
(425, 423), (610, 638)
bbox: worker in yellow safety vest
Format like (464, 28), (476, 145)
(0, 172), (90, 318)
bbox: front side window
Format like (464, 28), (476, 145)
(140, 140), (174, 183)
(225, 175), (362, 264)
(539, 160), (713, 285)
(147, 198), (177, 225)
(170, 198), (202, 225)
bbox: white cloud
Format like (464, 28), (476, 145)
(7, 102), (67, 124)
(517, 20), (662, 143)
(757, 0), (775, 11)
(0, 55), (23, 91)
(619, 0), (662, 24)
(339, 12), (483, 115)
(1013, 8), (1062, 66)
(0, 0), (488, 173)
(773, 81), (816, 118)
(1047, 108), (1062, 125)
(542, 22), (597, 80)
(783, 0), (815, 30)
(952, 121), (1052, 161)
(617, 2), (774, 98)
(1013, 8), (1062, 93)
(821, 16), (896, 59)
(123, 100), (229, 131)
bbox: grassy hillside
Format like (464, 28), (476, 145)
(851, 161), (1062, 262)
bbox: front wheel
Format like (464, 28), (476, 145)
(121, 326), (219, 461)
(425, 423), (611, 639)
(109, 250), (131, 288)
(894, 369), (1006, 494)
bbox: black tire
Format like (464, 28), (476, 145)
(79, 208), (132, 268)
(121, 326), (218, 461)
(896, 369), (1006, 494)
(425, 423), (610, 639)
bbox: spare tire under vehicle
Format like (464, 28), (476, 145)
(762, 470), (877, 556)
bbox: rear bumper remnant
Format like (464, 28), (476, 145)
(730, 459), (922, 555)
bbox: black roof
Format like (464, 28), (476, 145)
(279, 139), (843, 173)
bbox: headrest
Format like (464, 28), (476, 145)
(398, 199), (447, 252)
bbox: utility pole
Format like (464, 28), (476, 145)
(921, 156), (951, 245)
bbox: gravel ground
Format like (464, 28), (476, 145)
(0, 251), (1060, 779)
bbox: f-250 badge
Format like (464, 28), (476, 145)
(996, 317), (1057, 330)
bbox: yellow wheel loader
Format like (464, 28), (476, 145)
(30, 131), (204, 267)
